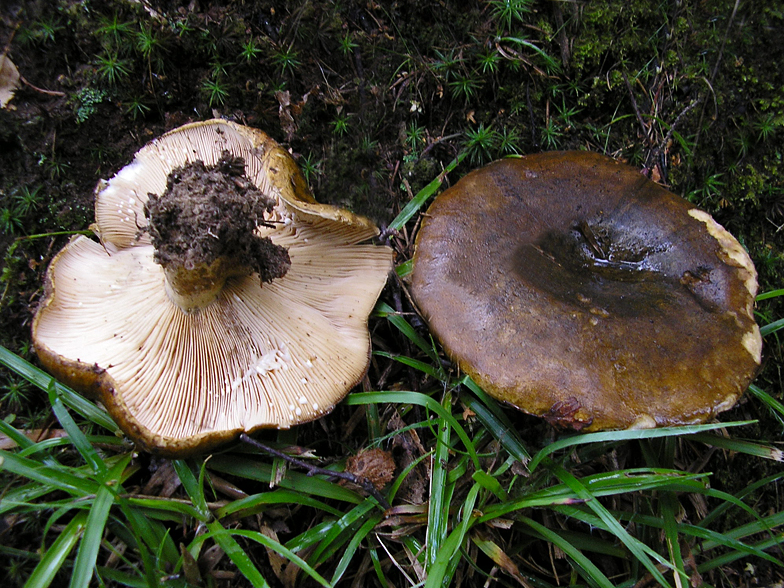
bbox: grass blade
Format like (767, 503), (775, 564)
(374, 302), (439, 363)
(756, 289), (784, 301)
(426, 391), (453, 571)
(24, 511), (87, 588)
(48, 384), (106, 477)
(690, 432), (783, 461)
(347, 391), (480, 469)
(0, 418), (34, 450)
(517, 515), (614, 588)
(0, 450), (97, 496)
(205, 520), (271, 588)
(310, 501), (377, 564)
(660, 492), (689, 588)
(529, 421), (753, 471)
(69, 455), (129, 588)
(549, 463), (674, 587)
(424, 482), (481, 588)
(331, 512), (384, 584)
(472, 470), (508, 501)
(760, 317), (784, 336)
(216, 488), (343, 519)
(0, 346), (118, 432)
(208, 454), (362, 504)
(460, 380), (531, 465)
(172, 459), (210, 521)
(748, 384), (784, 425)
(698, 531), (784, 572)
(374, 350), (445, 380)
(388, 151), (466, 231)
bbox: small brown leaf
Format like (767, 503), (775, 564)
(471, 535), (533, 588)
(345, 447), (396, 491)
(180, 543), (203, 586)
(275, 90), (296, 142)
(0, 428), (67, 450)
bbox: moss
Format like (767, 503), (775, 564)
(570, 0), (670, 76)
(71, 87), (108, 124)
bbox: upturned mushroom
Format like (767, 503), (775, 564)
(411, 151), (761, 431)
(32, 120), (392, 455)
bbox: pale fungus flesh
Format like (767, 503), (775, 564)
(411, 151), (761, 431)
(32, 120), (393, 455)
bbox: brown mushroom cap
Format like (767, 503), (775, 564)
(411, 151), (761, 431)
(32, 120), (392, 455)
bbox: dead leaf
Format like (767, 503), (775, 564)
(471, 534), (534, 588)
(0, 53), (20, 109)
(180, 543), (203, 586)
(0, 428), (67, 449)
(388, 410), (429, 504)
(259, 521), (287, 583)
(275, 89), (313, 142)
(344, 447), (396, 490)
(142, 460), (182, 497)
(276, 90), (296, 142)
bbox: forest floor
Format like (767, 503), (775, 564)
(1, 1), (783, 587)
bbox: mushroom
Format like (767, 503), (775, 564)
(411, 151), (761, 431)
(32, 120), (392, 455)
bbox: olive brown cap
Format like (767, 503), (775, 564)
(411, 151), (761, 431)
(32, 120), (392, 455)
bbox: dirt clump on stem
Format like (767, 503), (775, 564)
(143, 151), (291, 284)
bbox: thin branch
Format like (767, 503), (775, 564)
(20, 76), (65, 97)
(622, 71), (650, 143)
(239, 433), (392, 510)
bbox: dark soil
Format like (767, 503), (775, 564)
(144, 152), (290, 284)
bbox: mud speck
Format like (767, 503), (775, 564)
(143, 152), (290, 283)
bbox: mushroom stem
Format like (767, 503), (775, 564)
(162, 256), (251, 313)
(144, 152), (291, 313)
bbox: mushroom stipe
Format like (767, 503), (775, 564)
(32, 120), (393, 456)
(411, 151), (762, 431)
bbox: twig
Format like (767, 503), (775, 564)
(419, 132), (462, 160)
(648, 97), (701, 183)
(622, 71), (650, 143)
(4, 23), (65, 98)
(692, 0), (741, 164)
(239, 434), (391, 510)
(20, 76), (65, 97)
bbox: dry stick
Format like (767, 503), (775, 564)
(20, 77), (65, 97)
(239, 433), (391, 510)
(419, 132), (462, 160)
(649, 97), (702, 183)
(622, 71), (651, 145)
(692, 0), (741, 164)
(4, 22), (65, 98)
